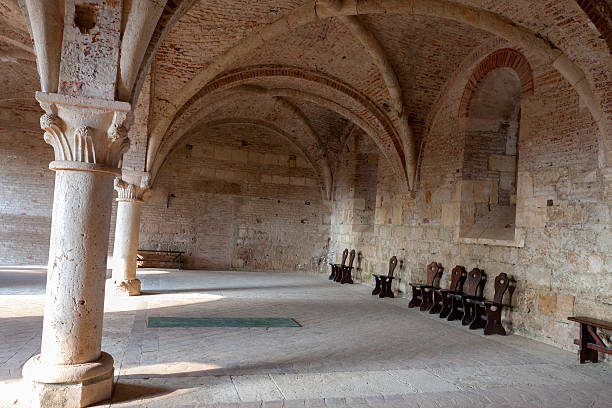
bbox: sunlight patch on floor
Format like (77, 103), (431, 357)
(120, 362), (224, 376)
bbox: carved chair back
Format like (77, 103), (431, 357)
(426, 262), (443, 286)
(340, 249), (349, 266)
(449, 265), (467, 292)
(465, 268), (486, 297)
(492, 273), (511, 304)
(347, 250), (356, 268)
(388, 256), (398, 277)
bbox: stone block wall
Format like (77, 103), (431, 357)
(0, 113), (331, 275)
(138, 124), (331, 272)
(329, 60), (611, 356)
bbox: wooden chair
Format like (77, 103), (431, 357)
(568, 316), (612, 363)
(408, 262), (443, 311)
(466, 273), (513, 335)
(329, 249), (348, 281)
(340, 249), (356, 284)
(372, 256), (398, 298)
(429, 265), (467, 317)
(447, 268), (486, 324)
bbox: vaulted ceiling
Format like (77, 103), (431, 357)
(1, 0), (610, 195)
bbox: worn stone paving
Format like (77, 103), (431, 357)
(0, 268), (610, 407)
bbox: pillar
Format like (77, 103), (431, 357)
(111, 179), (145, 296)
(21, 92), (131, 407)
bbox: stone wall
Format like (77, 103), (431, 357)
(329, 61), (611, 356)
(138, 123), (331, 272)
(0, 114), (331, 274)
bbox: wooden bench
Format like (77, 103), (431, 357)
(466, 272), (514, 335)
(372, 256), (398, 298)
(430, 265), (467, 317)
(568, 316), (612, 363)
(408, 262), (443, 311)
(339, 249), (355, 284)
(329, 249), (348, 281)
(447, 267), (486, 324)
(137, 249), (184, 269)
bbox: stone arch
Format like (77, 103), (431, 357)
(149, 65), (409, 191)
(458, 49), (533, 118)
(129, 0), (199, 105)
(458, 64), (523, 242)
(416, 41), (532, 188)
(154, 117), (329, 199)
(339, 15), (417, 188)
(152, 90), (334, 199)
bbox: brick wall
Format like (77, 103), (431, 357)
(0, 106), (53, 265)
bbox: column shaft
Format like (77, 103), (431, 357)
(112, 197), (142, 295)
(41, 168), (114, 364)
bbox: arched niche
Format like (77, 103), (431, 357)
(459, 66), (522, 243)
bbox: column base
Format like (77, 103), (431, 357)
(112, 278), (141, 296)
(21, 352), (114, 408)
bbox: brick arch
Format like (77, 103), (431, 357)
(155, 117), (331, 200)
(153, 91), (334, 200)
(149, 0), (611, 180)
(152, 65), (409, 192)
(130, 0), (198, 104)
(458, 49), (534, 118)
(575, 0), (612, 52)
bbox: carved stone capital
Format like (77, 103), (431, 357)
(36, 92), (131, 170)
(114, 178), (146, 201)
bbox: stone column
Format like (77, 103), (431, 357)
(111, 179), (145, 296)
(21, 92), (131, 408)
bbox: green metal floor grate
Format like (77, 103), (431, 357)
(147, 317), (301, 328)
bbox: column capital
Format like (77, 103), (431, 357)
(37, 92), (132, 171)
(114, 178), (146, 202)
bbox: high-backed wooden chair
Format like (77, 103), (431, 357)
(467, 273), (513, 335)
(340, 249), (356, 284)
(372, 256), (398, 298)
(429, 265), (467, 317)
(408, 262), (443, 311)
(447, 268), (486, 324)
(329, 249), (348, 281)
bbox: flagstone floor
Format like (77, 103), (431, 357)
(0, 268), (610, 407)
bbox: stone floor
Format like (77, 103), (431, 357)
(0, 268), (611, 407)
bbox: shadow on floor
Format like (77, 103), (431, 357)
(111, 382), (172, 403)
(141, 283), (330, 295)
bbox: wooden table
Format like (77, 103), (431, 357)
(568, 316), (612, 363)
